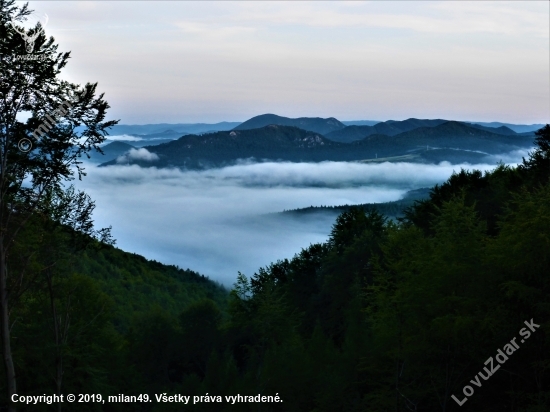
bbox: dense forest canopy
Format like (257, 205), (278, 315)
(3, 120), (549, 410)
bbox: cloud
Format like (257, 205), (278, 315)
(97, 159), (503, 191)
(106, 134), (143, 142)
(224, 2), (548, 36)
(175, 21), (256, 38)
(73, 159), (508, 286)
(116, 148), (159, 164)
(482, 147), (534, 165)
(31, 1), (548, 124)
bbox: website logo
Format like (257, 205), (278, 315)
(9, 13), (48, 53)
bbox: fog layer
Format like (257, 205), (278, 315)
(74, 159), (521, 285)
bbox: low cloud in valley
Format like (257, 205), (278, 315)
(116, 148), (160, 164)
(74, 158), (522, 285)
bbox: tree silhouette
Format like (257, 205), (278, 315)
(0, 1), (117, 408)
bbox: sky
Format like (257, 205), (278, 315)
(19, 1), (550, 125)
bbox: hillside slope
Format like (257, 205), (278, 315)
(325, 118), (448, 142)
(75, 244), (228, 331)
(109, 122), (241, 136)
(99, 122), (535, 169)
(280, 188), (431, 219)
(234, 113), (345, 135)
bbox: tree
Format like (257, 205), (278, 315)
(0, 1), (117, 408)
(519, 125), (550, 186)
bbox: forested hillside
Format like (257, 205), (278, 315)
(9, 127), (546, 411)
(100, 122), (535, 169)
(280, 188), (431, 219)
(233, 114), (345, 135)
(3, 217), (228, 410)
(74, 245), (228, 331)
(166, 124), (546, 411)
(325, 118), (449, 142)
(162, 125), (546, 412)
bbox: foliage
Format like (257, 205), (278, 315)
(2, 125), (548, 410)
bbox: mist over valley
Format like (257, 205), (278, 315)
(78, 122), (533, 285)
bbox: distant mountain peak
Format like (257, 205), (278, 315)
(234, 114), (345, 135)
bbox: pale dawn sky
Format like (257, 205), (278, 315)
(20, 1), (550, 124)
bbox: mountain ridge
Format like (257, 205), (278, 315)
(324, 118), (524, 143)
(99, 121), (536, 169)
(234, 113), (346, 135)
(109, 122), (241, 136)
